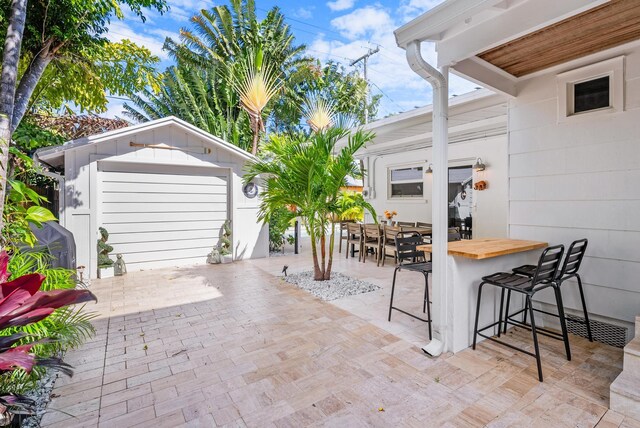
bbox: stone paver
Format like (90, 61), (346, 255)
(40, 247), (630, 427)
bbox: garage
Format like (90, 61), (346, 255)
(99, 163), (229, 271)
(35, 116), (269, 278)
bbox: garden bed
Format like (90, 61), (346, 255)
(283, 271), (380, 301)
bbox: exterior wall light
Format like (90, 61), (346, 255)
(425, 163), (433, 174)
(473, 158), (486, 172)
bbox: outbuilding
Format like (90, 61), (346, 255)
(35, 116), (268, 279)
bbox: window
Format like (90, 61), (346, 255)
(557, 56), (623, 121)
(573, 76), (610, 113)
(389, 166), (423, 198)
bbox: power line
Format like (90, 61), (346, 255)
(369, 81), (404, 112)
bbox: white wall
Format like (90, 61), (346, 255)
(63, 122), (267, 279)
(508, 49), (640, 330)
(363, 134), (509, 238)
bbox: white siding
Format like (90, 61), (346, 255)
(508, 48), (640, 329)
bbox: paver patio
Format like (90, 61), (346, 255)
(41, 249), (635, 427)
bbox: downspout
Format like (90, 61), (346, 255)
(406, 40), (449, 356)
(33, 151), (66, 227)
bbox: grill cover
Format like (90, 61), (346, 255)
(30, 221), (77, 270)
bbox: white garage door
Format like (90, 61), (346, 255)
(99, 163), (228, 271)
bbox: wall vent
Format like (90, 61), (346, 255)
(566, 314), (628, 348)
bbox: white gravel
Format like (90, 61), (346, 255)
(283, 271), (380, 301)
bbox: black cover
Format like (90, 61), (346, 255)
(29, 221), (77, 270)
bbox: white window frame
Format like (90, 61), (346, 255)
(387, 164), (425, 200)
(557, 56), (624, 122)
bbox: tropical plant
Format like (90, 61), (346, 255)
(244, 127), (375, 280)
(164, 0), (306, 75)
(124, 65), (252, 151)
(273, 61), (381, 133)
(158, 0), (308, 152)
(230, 50), (283, 154)
(2, 180), (57, 248)
(268, 206), (295, 252)
(337, 191), (375, 222)
(0, 0), (168, 225)
(0, 251), (96, 422)
(1, 250), (96, 395)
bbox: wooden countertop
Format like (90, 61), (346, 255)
(417, 238), (548, 260)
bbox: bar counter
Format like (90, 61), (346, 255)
(417, 238), (547, 353)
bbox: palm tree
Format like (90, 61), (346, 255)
(244, 127), (375, 281)
(230, 50), (283, 154)
(123, 65), (252, 151)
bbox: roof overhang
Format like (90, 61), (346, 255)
(395, 0), (640, 97)
(346, 89), (507, 157)
(35, 116), (256, 169)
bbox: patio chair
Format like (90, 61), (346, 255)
(396, 221), (416, 228)
(382, 225), (402, 266)
(362, 224), (383, 266)
(345, 223), (363, 261)
(472, 244), (570, 382)
(506, 239), (592, 341)
(338, 221), (352, 254)
(416, 222), (432, 228)
(388, 232), (433, 339)
(448, 227), (462, 242)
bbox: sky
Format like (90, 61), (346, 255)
(105, 0), (480, 121)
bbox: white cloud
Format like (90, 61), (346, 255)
(107, 21), (170, 60)
(309, 1), (478, 116)
(293, 7), (314, 20)
(327, 0), (356, 12)
(330, 5), (394, 40)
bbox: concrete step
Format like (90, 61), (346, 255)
(623, 338), (640, 376)
(610, 372), (640, 421)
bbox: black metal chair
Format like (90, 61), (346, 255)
(507, 239), (592, 341)
(388, 232), (433, 339)
(472, 245), (569, 382)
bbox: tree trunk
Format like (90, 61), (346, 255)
(11, 42), (54, 132)
(324, 222), (336, 280)
(309, 227), (323, 281)
(320, 234), (326, 279)
(0, 0), (29, 233)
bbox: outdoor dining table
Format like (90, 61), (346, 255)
(417, 238), (547, 353)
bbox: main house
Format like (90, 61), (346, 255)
(388, 0), (640, 342)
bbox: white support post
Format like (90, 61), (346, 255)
(406, 41), (450, 356)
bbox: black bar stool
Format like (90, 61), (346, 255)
(507, 239), (592, 341)
(388, 232), (433, 339)
(472, 245), (569, 382)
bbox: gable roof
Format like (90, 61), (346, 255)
(35, 116), (255, 167)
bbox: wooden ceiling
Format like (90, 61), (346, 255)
(478, 0), (640, 77)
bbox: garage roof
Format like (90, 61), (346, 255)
(35, 116), (256, 169)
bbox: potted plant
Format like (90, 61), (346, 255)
(384, 210), (398, 225)
(97, 227), (114, 278)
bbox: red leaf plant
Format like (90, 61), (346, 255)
(0, 251), (96, 421)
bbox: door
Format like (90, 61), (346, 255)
(98, 163), (229, 272)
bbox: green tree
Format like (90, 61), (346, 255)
(244, 127), (375, 281)
(273, 61), (381, 133)
(0, 0), (168, 226)
(124, 64), (252, 151)
(160, 0), (308, 153)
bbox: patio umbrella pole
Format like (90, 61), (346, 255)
(405, 40), (449, 357)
